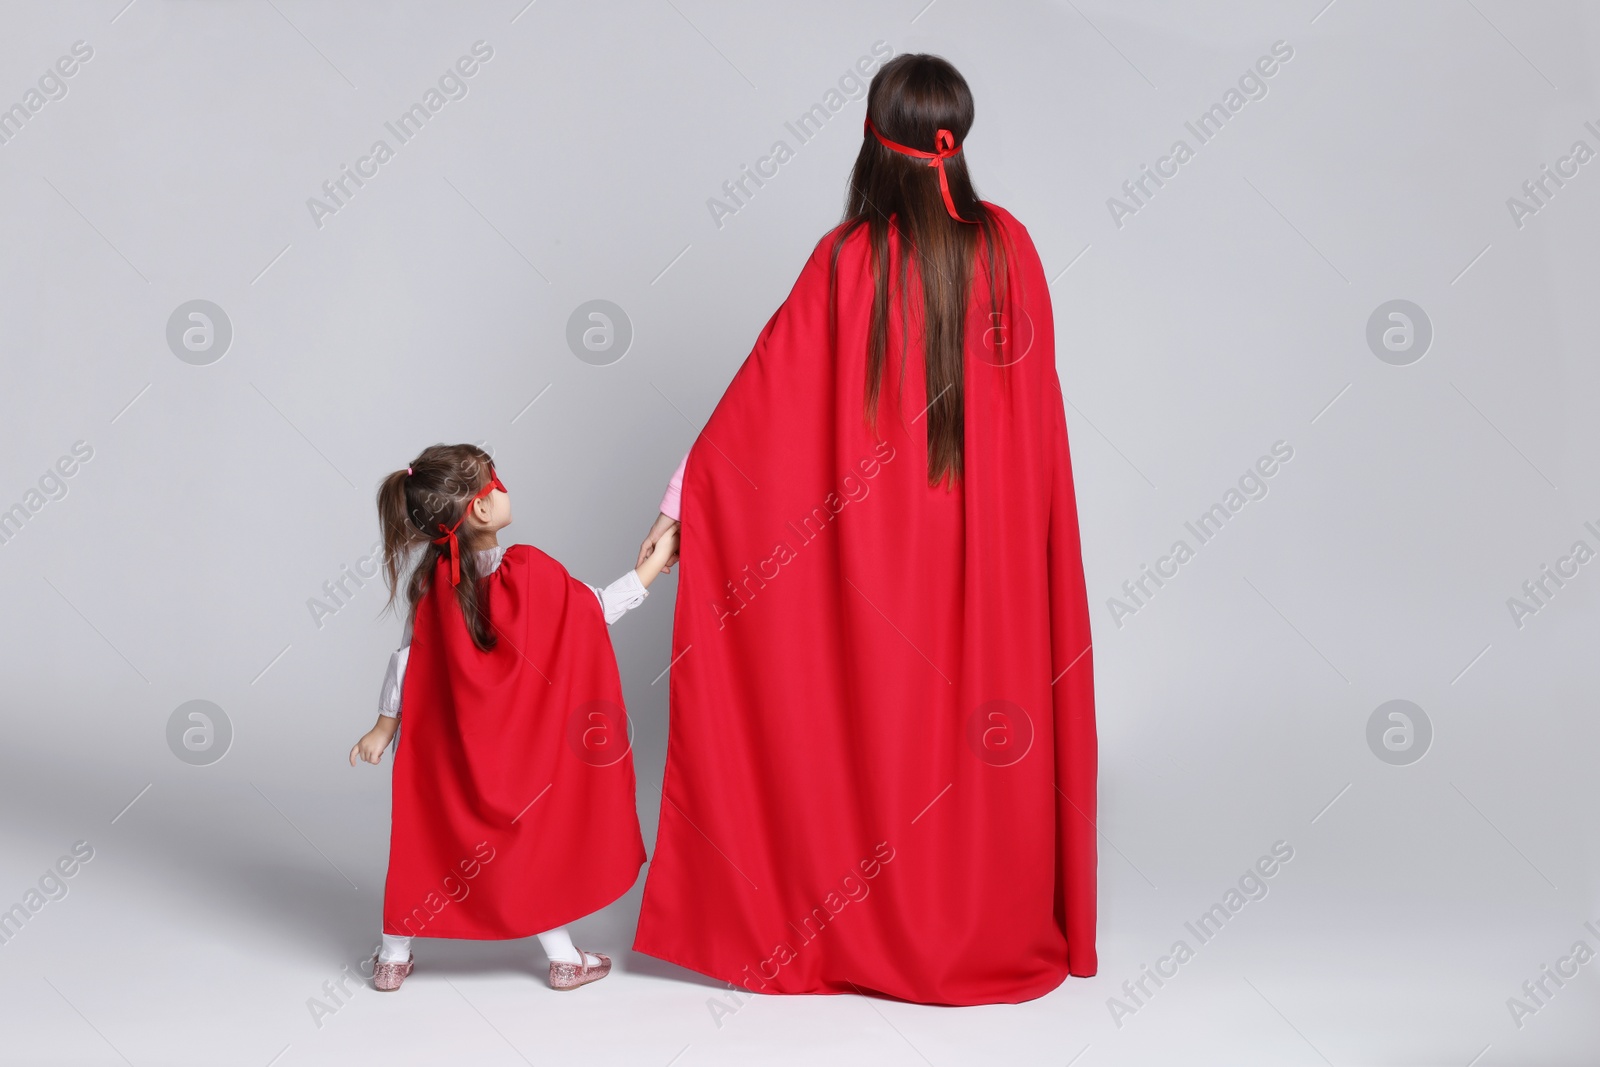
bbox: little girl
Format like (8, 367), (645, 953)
(350, 443), (678, 992)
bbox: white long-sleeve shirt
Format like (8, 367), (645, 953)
(378, 544), (647, 718)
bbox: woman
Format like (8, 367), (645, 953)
(633, 53), (1097, 1005)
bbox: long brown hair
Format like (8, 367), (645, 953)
(376, 443), (499, 652)
(833, 53), (1010, 486)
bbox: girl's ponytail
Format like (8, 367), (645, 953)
(377, 468), (422, 614)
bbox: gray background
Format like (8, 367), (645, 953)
(2, 1), (1597, 1064)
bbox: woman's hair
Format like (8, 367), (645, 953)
(376, 443), (498, 652)
(833, 52), (1011, 486)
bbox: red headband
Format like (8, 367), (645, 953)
(864, 115), (977, 224)
(431, 471), (506, 586)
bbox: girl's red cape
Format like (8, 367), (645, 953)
(382, 545), (645, 939)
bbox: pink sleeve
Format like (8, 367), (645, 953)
(659, 452), (688, 520)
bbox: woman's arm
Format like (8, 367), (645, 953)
(637, 452), (688, 569)
(659, 453), (687, 521)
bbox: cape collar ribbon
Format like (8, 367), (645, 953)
(864, 115), (978, 224)
(431, 471), (505, 586)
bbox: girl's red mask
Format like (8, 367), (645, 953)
(432, 471), (506, 586)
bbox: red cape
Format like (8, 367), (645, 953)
(383, 545), (645, 939)
(634, 204), (1097, 1004)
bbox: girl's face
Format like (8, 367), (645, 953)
(464, 472), (513, 539)
(480, 485), (512, 531)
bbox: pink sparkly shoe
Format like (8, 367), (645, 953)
(371, 953), (414, 992)
(549, 950), (611, 991)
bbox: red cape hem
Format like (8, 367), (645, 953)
(630, 934), (1082, 1006)
(383, 853), (644, 941)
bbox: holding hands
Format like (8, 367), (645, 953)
(635, 517), (680, 587)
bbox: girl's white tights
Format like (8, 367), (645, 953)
(379, 928), (598, 966)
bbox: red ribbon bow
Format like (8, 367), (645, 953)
(864, 116), (978, 224)
(431, 471), (506, 586)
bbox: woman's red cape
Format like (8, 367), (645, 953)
(382, 545), (645, 939)
(634, 204), (1098, 1004)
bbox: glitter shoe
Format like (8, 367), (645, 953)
(372, 953), (414, 991)
(549, 950), (611, 991)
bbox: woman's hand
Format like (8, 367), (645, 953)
(350, 716), (399, 766)
(637, 511), (680, 573)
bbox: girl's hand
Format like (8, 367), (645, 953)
(637, 512), (680, 573)
(350, 717), (399, 766)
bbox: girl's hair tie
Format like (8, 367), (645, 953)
(406, 467), (413, 475)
